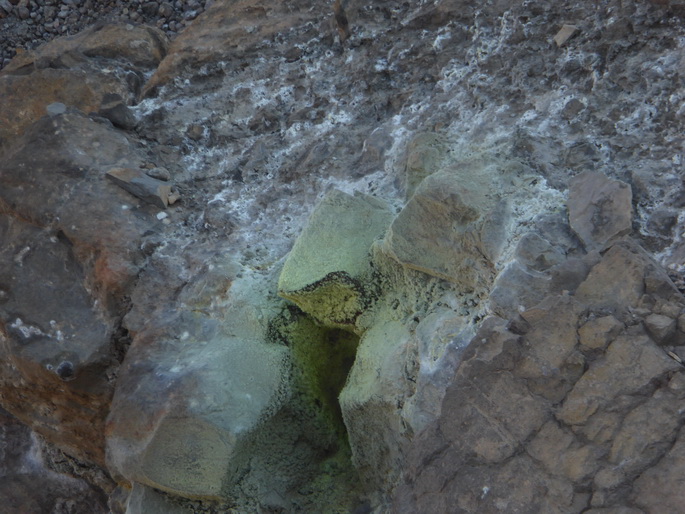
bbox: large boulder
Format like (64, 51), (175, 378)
(0, 111), (158, 466)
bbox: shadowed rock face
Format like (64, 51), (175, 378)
(2, 0), (685, 512)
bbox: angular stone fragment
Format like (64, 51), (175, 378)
(554, 24), (579, 47)
(644, 313), (676, 344)
(106, 167), (174, 208)
(278, 189), (393, 329)
(99, 93), (136, 130)
(384, 171), (501, 291)
(339, 319), (412, 482)
(568, 172), (632, 251)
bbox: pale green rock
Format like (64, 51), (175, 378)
(278, 189), (394, 329)
(339, 318), (412, 483)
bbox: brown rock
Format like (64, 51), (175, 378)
(143, 0), (325, 95)
(3, 23), (168, 74)
(557, 331), (681, 426)
(0, 68), (128, 147)
(633, 431), (685, 511)
(579, 316), (624, 350)
(568, 172), (632, 251)
(0, 111), (154, 466)
(575, 242), (648, 316)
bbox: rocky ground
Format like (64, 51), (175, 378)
(0, 0), (207, 68)
(2, 0), (685, 513)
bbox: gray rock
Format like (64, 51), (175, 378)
(99, 93), (136, 130)
(106, 167), (173, 208)
(144, 166), (171, 181)
(644, 313), (676, 344)
(46, 101), (66, 116)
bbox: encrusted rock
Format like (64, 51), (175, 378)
(278, 189), (393, 329)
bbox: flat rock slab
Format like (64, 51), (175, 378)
(568, 171), (632, 251)
(106, 167), (173, 208)
(278, 189), (393, 329)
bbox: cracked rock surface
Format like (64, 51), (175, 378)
(1, 0), (685, 512)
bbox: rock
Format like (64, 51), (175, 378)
(185, 123), (204, 140)
(278, 189), (394, 330)
(3, 23), (168, 74)
(98, 93), (137, 130)
(402, 132), (447, 198)
(46, 101), (67, 116)
(644, 313), (676, 344)
(557, 329), (681, 426)
(106, 167), (174, 208)
(579, 315), (624, 350)
(575, 243), (648, 316)
(145, 166), (171, 181)
(554, 24), (579, 47)
(633, 406), (685, 511)
(125, 483), (192, 514)
(0, 68), (129, 146)
(568, 172), (633, 251)
(383, 171), (499, 291)
(0, 109), (155, 467)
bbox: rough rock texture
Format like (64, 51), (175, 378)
(2, 0), (685, 512)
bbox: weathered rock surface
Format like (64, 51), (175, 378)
(568, 171), (633, 250)
(1, 0), (685, 511)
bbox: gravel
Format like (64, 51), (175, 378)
(0, 0), (210, 69)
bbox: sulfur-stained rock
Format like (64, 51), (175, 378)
(338, 319), (412, 483)
(384, 171), (501, 291)
(278, 189), (393, 330)
(568, 172), (632, 251)
(125, 483), (193, 514)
